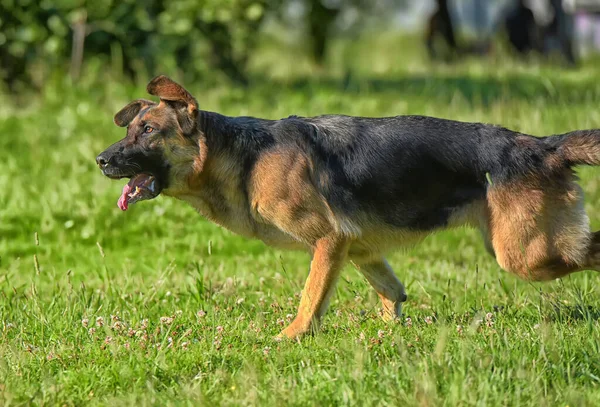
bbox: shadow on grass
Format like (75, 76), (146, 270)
(251, 72), (600, 108)
(549, 303), (600, 322)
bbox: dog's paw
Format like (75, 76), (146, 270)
(278, 318), (314, 340)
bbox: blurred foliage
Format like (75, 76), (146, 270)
(0, 0), (282, 90)
(0, 0), (409, 91)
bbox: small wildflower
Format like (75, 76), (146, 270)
(167, 337), (174, 348)
(104, 336), (112, 344)
(124, 342), (131, 350)
(405, 317), (413, 327)
(377, 330), (385, 339)
(456, 325), (464, 335)
(96, 317), (104, 327)
(359, 332), (366, 342)
(250, 321), (262, 333)
(127, 328), (136, 337)
(276, 318), (285, 327)
(81, 318), (89, 328)
(285, 314), (294, 322)
(263, 346), (271, 356)
(160, 316), (174, 325)
(236, 298), (245, 305)
(181, 341), (189, 350)
(370, 337), (382, 345)
(354, 294), (363, 303)
(175, 310), (183, 317)
(425, 316), (433, 325)
(46, 352), (57, 361)
(485, 312), (494, 327)
(216, 325), (224, 334)
(335, 309), (342, 318)
(139, 319), (149, 329)
(112, 321), (125, 331)
(88, 327), (96, 335)
(197, 310), (207, 318)
(111, 315), (120, 322)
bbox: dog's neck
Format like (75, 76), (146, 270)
(197, 110), (240, 156)
(197, 110), (272, 158)
(167, 110), (263, 234)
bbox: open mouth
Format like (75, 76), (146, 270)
(117, 174), (161, 211)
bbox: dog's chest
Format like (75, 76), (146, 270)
(179, 193), (304, 250)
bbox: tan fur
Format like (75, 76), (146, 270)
(486, 171), (592, 280)
(147, 75), (198, 114)
(280, 236), (350, 338)
(249, 150), (336, 245)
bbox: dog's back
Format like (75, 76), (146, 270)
(274, 115), (562, 231)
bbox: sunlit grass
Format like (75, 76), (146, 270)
(2, 36), (600, 405)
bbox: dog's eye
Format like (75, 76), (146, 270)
(144, 126), (155, 134)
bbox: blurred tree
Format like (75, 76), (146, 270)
(426, 0), (458, 60)
(547, 0), (577, 64)
(296, 0), (408, 65)
(307, 0), (341, 64)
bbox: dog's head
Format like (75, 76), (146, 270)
(97, 75), (205, 210)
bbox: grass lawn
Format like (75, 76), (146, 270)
(2, 37), (600, 405)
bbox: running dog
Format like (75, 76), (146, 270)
(97, 75), (600, 338)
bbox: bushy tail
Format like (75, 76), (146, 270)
(547, 130), (600, 166)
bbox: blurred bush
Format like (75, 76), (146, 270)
(0, 0), (282, 90)
(0, 0), (408, 91)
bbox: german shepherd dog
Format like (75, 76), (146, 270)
(97, 75), (600, 338)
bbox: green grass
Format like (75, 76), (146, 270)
(3, 36), (600, 406)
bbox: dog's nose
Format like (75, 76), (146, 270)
(96, 154), (109, 168)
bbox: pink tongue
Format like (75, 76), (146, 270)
(118, 183), (133, 211)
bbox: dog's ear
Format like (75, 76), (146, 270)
(147, 75), (198, 134)
(114, 99), (156, 127)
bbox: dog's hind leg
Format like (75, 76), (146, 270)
(581, 231), (600, 272)
(352, 258), (407, 320)
(486, 172), (592, 281)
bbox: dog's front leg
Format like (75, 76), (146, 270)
(279, 235), (349, 339)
